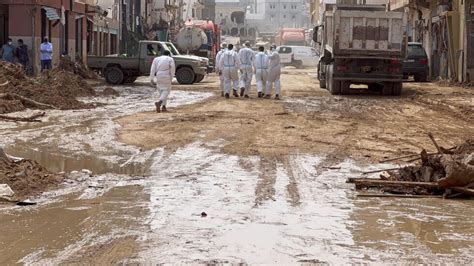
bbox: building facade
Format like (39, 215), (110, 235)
(0, 0), (96, 73)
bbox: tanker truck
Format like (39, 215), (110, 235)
(176, 20), (220, 69)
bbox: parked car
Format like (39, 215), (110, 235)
(403, 42), (429, 82)
(277, 46), (318, 68)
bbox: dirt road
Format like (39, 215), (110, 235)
(1, 68), (473, 264)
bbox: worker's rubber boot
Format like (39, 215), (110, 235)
(162, 105), (167, 112)
(155, 100), (162, 113)
(264, 94), (271, 99)
(244, 95), (250, 99)
(275, 94), (280, 100)
(258, 92), (262, 98)
(225, 93), (230, 99)
(221, 91), (224, 97)
(240, 88), (245, 97)
(233, 89), (239, 97)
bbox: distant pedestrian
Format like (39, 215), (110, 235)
(150, 50), (176, 113)
(40, 37), (53, 72)
(16, 39), (29, 70)
(1, 38), (15, 63)
(254, 46), (269, 98)
(266, 44), (281, 100)
(238, 41), (254, 98)
(215, 42), (227, 96)
(218, 44), (240, 98)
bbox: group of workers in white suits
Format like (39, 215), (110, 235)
(148, 42), (282, 113)
(216, 42), (282, 100)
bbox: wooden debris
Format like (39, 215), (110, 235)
(0, 112), (46, 122)
(349, 178), (439, 189)
(0, 93), (57, 110)
(357, 193), (443, 199)
(362, 167), (404, 175)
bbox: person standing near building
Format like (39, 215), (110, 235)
(253, 46), (269, 98)
(265, 44), (281, 100)
(218, 44), (240, 99)
(215, 42), (227, 97)
(238, 41), (254, 98)
(40, 37), (53, 72)
(150, 50), (176, 113)
(16, 39), (29, 71)
(0, 38), (15, 63)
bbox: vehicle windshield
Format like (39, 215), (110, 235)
(165, 43), (180, 56)
(408, 45), (426, 57)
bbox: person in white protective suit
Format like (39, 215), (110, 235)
(265, 44), (282, 100)
(253, 46), (269, 98)
(215, 42), (227, 97)
(218, 43), (241, 98)
(150, 50), (176, 112)
(238, 41), (254, 98)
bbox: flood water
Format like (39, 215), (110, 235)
(1, 84), (473, 264)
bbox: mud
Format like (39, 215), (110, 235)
(1, 69), (474, 264)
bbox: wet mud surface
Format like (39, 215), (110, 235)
(1, 70), (474, 264)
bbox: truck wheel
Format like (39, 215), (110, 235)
(176, 67), (195, 85)
(318, 63), (327, 89)
(293, 60), (303, 69)
(327, 65), (341, 95)
(105, 67), (124, 85)
(392, 82), (402, 96)
(382, 83), (393, 95)
(194, 74), (205, 83)
(340, 81), (351, 95)
(124, 76), (137, 84)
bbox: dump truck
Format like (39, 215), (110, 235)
(313, 4), (407, 95)
(275, 28), (307, 46)
(88, 41), (209, 85)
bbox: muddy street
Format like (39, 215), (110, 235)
(1, 68), (474, 264)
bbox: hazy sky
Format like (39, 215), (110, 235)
(97, 0), (114, 8)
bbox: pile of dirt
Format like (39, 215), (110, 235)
(0, 61), (97, 114)
(0, 148), (64, 200)
(102, 87), (120, 97)
(58, 56), (99, 80)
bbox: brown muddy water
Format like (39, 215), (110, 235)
(1, 85), (473, 264)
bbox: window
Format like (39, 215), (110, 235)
(278, 47), (292, 54)
(270, 4), (276, 9)
(283, 15), (286, 19)
(283, 5), (286, 9)
(407, 44), (427, 57)
(146, 44), (161, 56)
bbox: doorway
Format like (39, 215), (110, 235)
(0, 5), (8, 45)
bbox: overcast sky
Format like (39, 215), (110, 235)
(97, 0), (114, 8)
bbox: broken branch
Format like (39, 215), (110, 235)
(0, 112), (46, 122)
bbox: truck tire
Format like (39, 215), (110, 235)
(194, 74), (205, 83)
(327, 65), (341, 95)
(123, 76), (137, 84)
(317, 63), (327, 89)
(105, 67), (124, 85)
(176, 67), (195, 85)
(392, 82), (402, 96)
(382, 82), (393, 95)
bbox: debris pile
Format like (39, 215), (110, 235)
(57, 56), (99, 80)
(0, 148), (64, 201)
(350, 137), (474, 199)
(0, 61), (97, 114)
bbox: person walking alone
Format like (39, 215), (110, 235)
(215, 42), (227, 96)
(218, 44), (240, 98)
(265, 44), (282, 100)
(150, 50), (176, 113)
(0, 38), (15, 63)
(253, 46), (269, 98)
(238, 41), (254, 98)
(40, 37), (53, 72)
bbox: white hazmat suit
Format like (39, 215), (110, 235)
(215, 48), (226, 95)
(238, 47), (254, 96)
(218, 48), (240, 96)
(266, 49), (281, 97)
(150, 55), (176, 110)
(254, 51), (269, 96)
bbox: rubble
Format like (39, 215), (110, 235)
(0, 61), (97, 114)
(350, 139), (474, 198)
(0, 147), (65, 200)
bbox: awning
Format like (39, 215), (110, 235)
(43, 7), (60, 21)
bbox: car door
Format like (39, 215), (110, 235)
(278, 46), (293, 65)
(139, 42), (163, 74)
